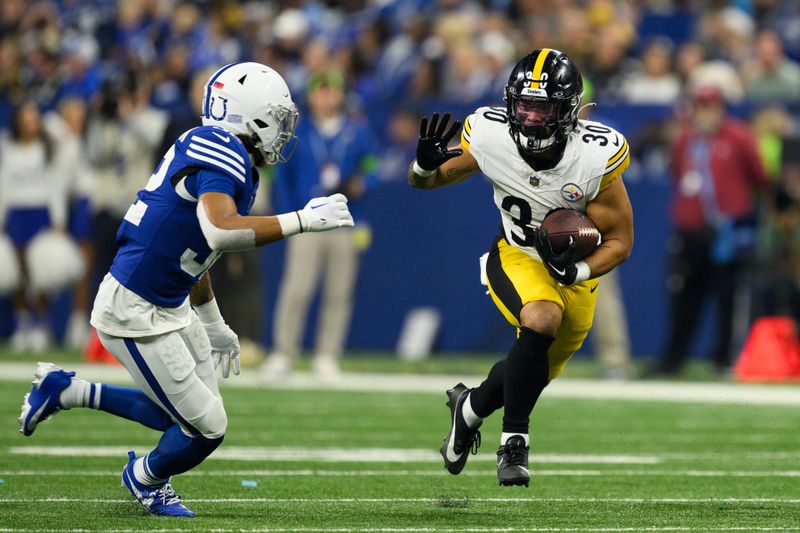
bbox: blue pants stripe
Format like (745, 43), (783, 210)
(88, 382), (95, 408)
(123, 338), (201, 437)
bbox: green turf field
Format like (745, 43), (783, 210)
(2, 367), (800, 532)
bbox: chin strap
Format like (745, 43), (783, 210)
(236, 134), (266, 166)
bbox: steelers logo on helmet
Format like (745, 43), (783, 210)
(504, 48), (583, 157)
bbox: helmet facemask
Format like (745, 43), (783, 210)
(246, 103), (299, 165)
(505, 89), (581, 155)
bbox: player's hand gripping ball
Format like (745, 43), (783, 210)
(533, 208), (601, 285)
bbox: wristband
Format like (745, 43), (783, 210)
(276, 211), (303, 237)
(412, 160), (436, 177)
(575, 261), (591, 284)
(195, 297), (223, 324)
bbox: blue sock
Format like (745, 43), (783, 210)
(98, 385), (173, 431)
(145, 424), (224, 479)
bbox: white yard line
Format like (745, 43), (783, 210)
(1, 362), (800, 405)
(2, 497), (800, 504)
(4, 468), (800, 477)
(4, 445), (659, 464)
(1, 527), (800, 533)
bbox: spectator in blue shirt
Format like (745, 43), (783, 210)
(263, 69), (378, 380)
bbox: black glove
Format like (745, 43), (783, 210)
(532, 227), (579, 285)
(415, 112), (463, 172)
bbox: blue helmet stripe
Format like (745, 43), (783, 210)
(203, 62), (241, 118)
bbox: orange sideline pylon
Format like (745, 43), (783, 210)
(83, 328), (120, 365)
(734, 316), (800, 382)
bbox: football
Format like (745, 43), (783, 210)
(540, 208), (601, 260)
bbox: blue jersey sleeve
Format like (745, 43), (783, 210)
(195, 169), (238, 198)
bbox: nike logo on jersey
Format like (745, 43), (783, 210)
(590, 283), (599, 293)
(211, 132), (230, 143)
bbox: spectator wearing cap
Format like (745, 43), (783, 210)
(263, 70), (379, 381)
(651, 85), (770, 377)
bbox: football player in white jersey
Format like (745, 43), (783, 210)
(18, 63), (354, 517)
(408, 49), (634, 487)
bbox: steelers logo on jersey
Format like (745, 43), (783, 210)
(561, 183), (584, 202)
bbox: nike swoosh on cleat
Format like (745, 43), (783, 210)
(445, 437), (462, 462)
(28, 397), (50, 428)
(211, 132), (230, 143)
(445, 397), (463, 463)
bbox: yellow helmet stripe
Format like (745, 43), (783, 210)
(530, 48), (553, 89)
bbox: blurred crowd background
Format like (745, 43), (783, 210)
(1, 0), (800, 378)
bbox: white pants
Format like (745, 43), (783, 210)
(97, 315), (227, 439)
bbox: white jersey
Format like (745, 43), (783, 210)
(462, 106), (630, 259)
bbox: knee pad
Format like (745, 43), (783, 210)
(186, 396), (228, 439)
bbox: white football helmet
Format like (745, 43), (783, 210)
(201, 62), (298, 165)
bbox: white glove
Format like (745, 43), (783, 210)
(297, 193), (354, 233)
(195, 299), (240, 378)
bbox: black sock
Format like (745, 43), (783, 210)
(502, 327), (554, 435)
(469, 358), (506, 418)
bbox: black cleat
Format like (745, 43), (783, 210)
(497, 435), (530, 487)
(439, 383), (482, 475)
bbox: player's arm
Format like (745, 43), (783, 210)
(408, 112), (479, 190)
(189, 271), (214, 306)
(584, 176), (634, 278)
(197, 191), (353, 252)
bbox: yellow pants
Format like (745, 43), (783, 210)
(485, 236), (599, 379)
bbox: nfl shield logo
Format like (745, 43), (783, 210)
(529, 176), (540, 187)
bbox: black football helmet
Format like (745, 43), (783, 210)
(504, 48), (583, 156)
